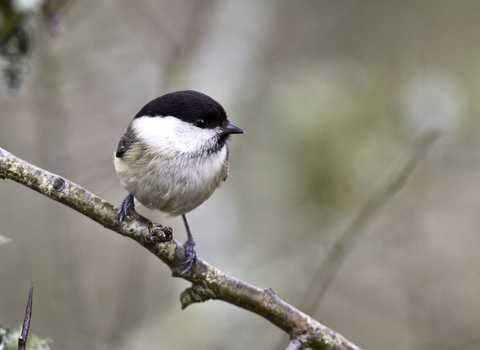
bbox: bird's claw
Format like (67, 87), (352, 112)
(116, 194), (135, 223)
(175, 238), (197, 275)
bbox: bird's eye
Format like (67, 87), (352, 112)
(196, 118), (207, 128)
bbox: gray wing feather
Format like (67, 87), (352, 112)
(115, 125), (136, 158)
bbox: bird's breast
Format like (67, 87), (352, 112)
(114, 143), (229, 216)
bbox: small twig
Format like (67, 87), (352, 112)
(18, 283), (33, 350)
(299, 130), (440, 315)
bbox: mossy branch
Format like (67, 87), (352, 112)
(0, 146), (361, 350)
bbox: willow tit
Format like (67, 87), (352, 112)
(114, 90), (244, 273)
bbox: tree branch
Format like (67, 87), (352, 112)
(0, 147), (361, 350)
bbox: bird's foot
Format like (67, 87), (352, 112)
(174, 238), (197, 276)
(116, 194), (135, 223)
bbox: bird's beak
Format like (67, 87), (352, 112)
(222, 122), (244, 135)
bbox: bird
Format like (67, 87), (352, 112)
(114, 90), (244, 274)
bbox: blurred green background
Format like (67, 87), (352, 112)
(1, 1), (480, 349)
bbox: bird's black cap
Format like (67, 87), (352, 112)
(134, 90), (228, 130)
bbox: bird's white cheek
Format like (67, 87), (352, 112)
(131, 117), (176, 153)
(131, 116), (219, 154)
(176, 127), (219, 153)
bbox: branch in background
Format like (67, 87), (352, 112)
(18, 283), (33, 350)
(0, 147), (360, 350)
(0, 234), (12, 246)
(299, 130), (440, 315)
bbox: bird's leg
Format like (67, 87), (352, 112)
(177, 214), (197, 274)
(116, 194), (135, 223)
